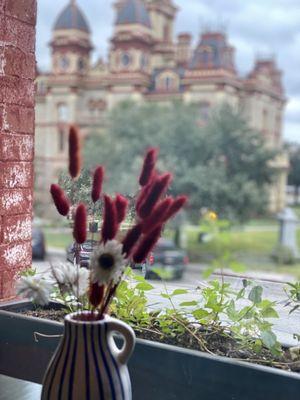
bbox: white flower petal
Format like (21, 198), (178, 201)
(16, 276), (52, 306)
(90, 240), (125, 286)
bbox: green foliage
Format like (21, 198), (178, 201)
(285, 281), (300, 314)
(58, 169), (101, 214)
(271, 244), (296, 265)
(111, 269), (153, 329)
(19, 267), (37, 277)
(111, 269), (282, 358)
(287, 143), (300, 202)
(83, 101), (277, 222)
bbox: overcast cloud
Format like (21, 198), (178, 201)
(36, 0), (300, 143)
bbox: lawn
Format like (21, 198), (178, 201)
(44, 230), (72, 250)
(183, 225), (300, 279)
(43, 223), (300, 279)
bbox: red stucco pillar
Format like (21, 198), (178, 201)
(0, 0), (36, 300)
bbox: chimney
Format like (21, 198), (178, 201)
(176, 33), (192, 67)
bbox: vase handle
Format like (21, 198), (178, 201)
(107, 318), (135, 365)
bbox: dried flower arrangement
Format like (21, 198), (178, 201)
(18, 125), (187, 320)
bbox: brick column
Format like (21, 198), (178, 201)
(0, 0), (37, 300)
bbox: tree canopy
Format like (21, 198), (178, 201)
(82, 101), (277, 222)
(287, 143), (300, 203)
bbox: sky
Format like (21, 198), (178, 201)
(36, 0), (300, 143)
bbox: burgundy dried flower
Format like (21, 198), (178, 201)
(115, 194), (128, 224)
(101, 195), (118, 243)
(162, 196), (188, 222)
(139, 147), (159, 186)
(122, 223), (143, 257)
(132, 225), (162, 264)
(136, 182), (151, 212)
(69, 125), (81, 179)
(138, 173), (172, 219)
(73, 203), (87, 244)
(91, 166), (104, 203)
(50, 184), (70, 216)
(142, 197), (173, 234)
(89, 283), (105, 309)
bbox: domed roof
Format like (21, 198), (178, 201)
(116, 0), (151, 28)
(54, 1), (90, 33)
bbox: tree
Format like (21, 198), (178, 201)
(82, 101), (277, 222)
(287, 144), (300, 204)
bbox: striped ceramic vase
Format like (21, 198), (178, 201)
(41, 312), (135, 400)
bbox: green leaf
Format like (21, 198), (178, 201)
(202, 267), (215, 279)
(192, 309), (209, 320)
(135, 282), (154, 291)
(171, 289), (188, 296)
(261, 330), (277, 349)
(236, 288), (245, 300)
(133, 275), (147, 282)
(227, 300), (238, 321)
(289, 305), (300, 314)
(180, 301), (198, 307)
(160, 293), (171, 299)
(229, 261), (246, 273)
(261, 307), (279, 319)
(248, 286), (263, 304)
(242, 279), (249, 288)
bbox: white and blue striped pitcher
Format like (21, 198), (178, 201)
(41, 312), (135, 400)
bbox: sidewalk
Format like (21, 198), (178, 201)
(188, 263), (295, 284)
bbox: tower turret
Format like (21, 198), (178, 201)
(50, 0), (93, 75)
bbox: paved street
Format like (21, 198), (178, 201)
(33, 249), (300, 347)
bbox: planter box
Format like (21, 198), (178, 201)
(0, 301), (300, 400)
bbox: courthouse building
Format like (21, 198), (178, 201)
(35, 0), (288, 214)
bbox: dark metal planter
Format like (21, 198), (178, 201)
(0, 300), (300, 400)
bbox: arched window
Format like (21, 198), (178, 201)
(121, 53), (131, 68)
(263, 109), (269, 133)
(58, 130), (65, 152)
(57, 103), (69, 122)
(165, 76), (173, 91)
(156, 72), (179, 92)
(163, 24), (170, 42)
(78, 58), (85, 72)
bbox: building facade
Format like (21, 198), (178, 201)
(35, 0), (288, 215)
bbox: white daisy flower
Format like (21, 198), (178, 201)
(16, 276), (52, 306)
(51, 263), (89, 297)
(90, 240), (125, 286)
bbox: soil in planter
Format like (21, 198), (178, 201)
(20, 308), (300, 373)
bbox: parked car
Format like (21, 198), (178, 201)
(66, 240), (98, 268)
(145, 238), (188, 280)
(32, 228), (46, 260)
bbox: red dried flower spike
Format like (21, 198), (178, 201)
(50, 184), (70, 216)
(142, 197), (173, 234)
(89, 283), (105, 309)
(69, 125), (81, 179)
(91, 166), (104, 203)
(132, 225), (162, 264)
(73, 203), (87, 244)
(138, 173), (172, 219)
(122, 223), (143, 257)
(136, 181), (151, 212)
(115, 194), (128, 224)
(162, 196), (188, 222)
(139, 147), (159, 186)
(101, 195), (118, 243)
